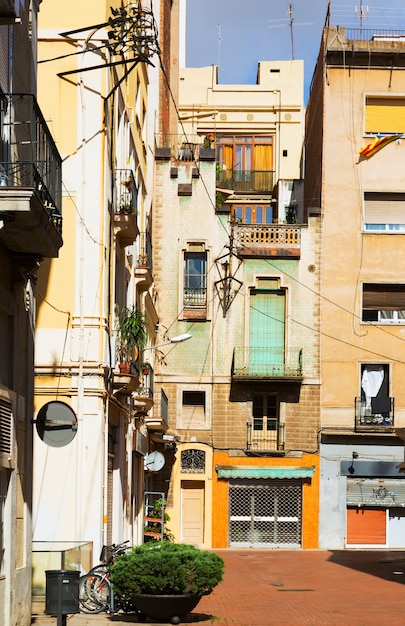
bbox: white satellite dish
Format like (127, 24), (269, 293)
(144, 450), (165, 472)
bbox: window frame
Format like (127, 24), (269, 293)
(181, 243), (209, 321)
(362, 283), (405, 324)
(177, 385), (211, 430)
(363, 191), (405, 233)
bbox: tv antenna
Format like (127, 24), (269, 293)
(217, 23), (222, 76)
(355, 1), (369, 31)
(288, 4), (295, 60)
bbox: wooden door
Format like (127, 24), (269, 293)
(181, 481), (205, 545)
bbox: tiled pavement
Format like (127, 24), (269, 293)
(32, 549), (405, 626)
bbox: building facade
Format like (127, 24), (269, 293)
(305, 25), (405, 548)
(151, 60), (321, 549)
(31, 0), (161, 609)
(0, 1), (63, 625)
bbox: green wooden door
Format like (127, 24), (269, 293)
(249, 290), (285, 375)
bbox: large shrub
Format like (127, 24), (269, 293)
(110, 541), (224, 597)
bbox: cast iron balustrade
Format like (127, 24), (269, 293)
(355, 396), (395, 432)
(246, 421), (285, 452)
(114, 168), (137, 214)
(1, 94), (62, 227)
(232, 347), (303, 379)
(144, 389), (168, 432)
(216, 169), (274, 193)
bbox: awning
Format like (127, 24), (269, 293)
(216, 465), (315, 480)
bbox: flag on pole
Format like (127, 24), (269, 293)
(359, 134), (401, 158)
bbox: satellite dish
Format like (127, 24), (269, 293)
(144, 450), (165, 472)
(35, 401), (78, 448)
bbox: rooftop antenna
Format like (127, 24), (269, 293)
(217, 23), (221, 77)
(288, 4), (295, 60)
(355, 1), (369, 33)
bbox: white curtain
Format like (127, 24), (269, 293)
(361, 366), (384, 410)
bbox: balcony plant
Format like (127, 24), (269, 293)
(116, 306), (147, 371)
(110, 541), (224, 624)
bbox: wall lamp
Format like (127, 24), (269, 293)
(348, 451), (359, 475)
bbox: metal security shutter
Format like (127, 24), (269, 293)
(229, 479), (302, 548)
(347, 478), (405, 507)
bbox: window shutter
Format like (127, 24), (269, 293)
(0, 398), (13, 467)
(365, 97), (405, 134)
(364, 192), (405, 225)
(363, 284), (405, 310)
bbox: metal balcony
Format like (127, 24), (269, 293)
(246, 421), (285, 453)
(232, 347), (303, 380)
(0, 94), (62, 257)
(355, 396), (395, 432)
(217, 170), (274, 193)
(113, 168), (139, 245)
(144, 389), (169, 432)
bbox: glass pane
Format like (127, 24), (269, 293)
(245, 206), (252, 223)
(255, 206), (263, 223)
(265, 206), (273, 223)
(235, 206), (242, 221)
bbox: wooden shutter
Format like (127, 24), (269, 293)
(363, 284), (405, 310)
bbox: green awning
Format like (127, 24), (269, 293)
(216, 465), (315, 480)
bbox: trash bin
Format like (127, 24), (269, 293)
(45, 570), (80, 616)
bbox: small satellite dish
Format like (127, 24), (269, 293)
(35, 401), (78, 448)
(144, 450), (165, 472)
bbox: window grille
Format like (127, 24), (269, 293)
(181, 449), (206, 473)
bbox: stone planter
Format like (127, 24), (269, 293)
(132, 593), (202, 624)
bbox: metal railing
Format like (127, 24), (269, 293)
(138, 230), (152, 268)
(232, 347), (303, 378)
(246, 421), (285, 452)
(1, 94), (62, 218)
(114, 168), (137, 215)
(355, 396), (394, 431)
(345, 29), (405, 42)
(217, 170), (274, 193)
(184, 287), (207, 308)
(155, 133), (206, 161)
(152, 389), (168, 427)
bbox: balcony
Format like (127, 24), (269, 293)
(144, 389), (169, 432)
(232, 347), (303, 381)
(234, 223), (301, 258)
(0, 94), (62, 258)
(135, 231), (153, 291)
(355, 397), (395, 432)
(217, 170), (274, 194)
(113, 169), (139, 245)
(246, 422), (285, 453)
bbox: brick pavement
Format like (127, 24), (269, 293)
(32, 549), (405, 626)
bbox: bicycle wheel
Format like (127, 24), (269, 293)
(79, 572), (111, 613)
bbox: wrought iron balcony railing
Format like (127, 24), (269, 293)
(232, 347), (303, 379)
(217, 170), (274, 193)
(355, 397), (394, 431)
(1, 93), (62, 230)
(114, 168), (137, 214)
(247, 421), (285, 453)
(184, 287), (207, 308)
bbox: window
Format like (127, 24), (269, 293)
(365, 96), (405, 135)
(247, 395), (281, 451)
(362, 284), (405, 323)
(179, 391), (206, 429)
(233, 204), (272, 224)
(184, 246), (207, 310)
(364, 192), (405, 232)
(216, 135), (274, 191)
(181, 449), (206, 473)
(0, 470), (9, 575)
(358, 364), (392, 426)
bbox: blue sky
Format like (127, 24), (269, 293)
(186, 0), (405, 100)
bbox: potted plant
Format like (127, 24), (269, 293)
(116, 306), (147, 371)
(141, 362), (150, 376)
(110, 541), (224, 624)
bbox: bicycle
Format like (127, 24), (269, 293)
(79, 541), (144, 618)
